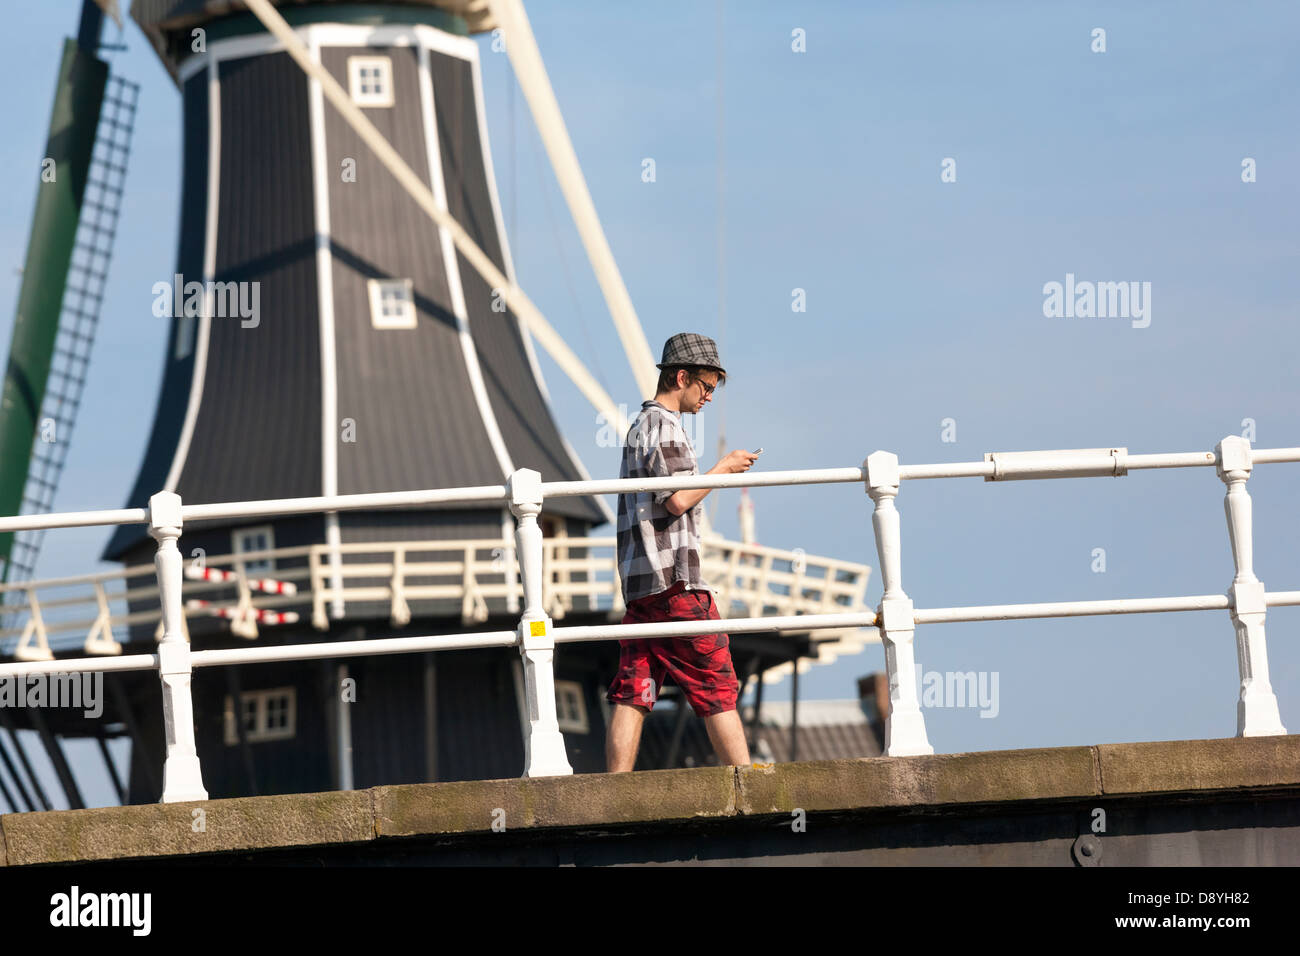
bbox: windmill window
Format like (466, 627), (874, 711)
(233, 525), (275, 575)
(348, 56), (394, 107)
(368, 278), (416, 329)
(223, 687), (297, 745)
(555, 680), (589, 735)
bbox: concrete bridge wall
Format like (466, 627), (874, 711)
(2, 735), (1296, 866)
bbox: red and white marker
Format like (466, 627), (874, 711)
(185, 565), (297, 595)
(186, 599), (299, 626)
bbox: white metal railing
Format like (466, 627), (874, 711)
(0, 436), (1294, 803)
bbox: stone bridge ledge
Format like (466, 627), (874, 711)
(2, 735), (1297, 866)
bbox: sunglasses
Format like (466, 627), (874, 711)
(693, 376), (718, 397)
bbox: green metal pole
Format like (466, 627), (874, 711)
(0, 38), (108, 577)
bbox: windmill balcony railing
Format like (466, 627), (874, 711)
(0, 535), (871, 672)
(0, 435), (1294, 803)
(305, 535), (868, 633)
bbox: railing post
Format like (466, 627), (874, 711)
(149, 491), (208, 802)
(309, 546), (329, 630)
(865, 451), (933, 756)
(508, 469), (572, 777)
(391, 544), (411, 627)
(1216, 436), (1287, 736)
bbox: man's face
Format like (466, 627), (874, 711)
(683, 371), (719, 413)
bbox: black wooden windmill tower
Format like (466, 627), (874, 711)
(0, 1), (878, 812)
(93, 0), (630, 799)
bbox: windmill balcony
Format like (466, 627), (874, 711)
(0, 532), (874, 683)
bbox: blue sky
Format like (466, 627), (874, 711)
(0, 0), (1296, 808)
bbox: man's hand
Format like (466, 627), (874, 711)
(665, 450), (759, 516)
(718, 449), (759, 474)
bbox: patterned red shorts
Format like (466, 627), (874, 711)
(606, 580), (739, 718)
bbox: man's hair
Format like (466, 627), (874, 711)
(655, 365), (727, 394)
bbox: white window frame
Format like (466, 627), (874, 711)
(367, 278), (417, 329)
(554, 680), (589, 735)
(232, 524), (276, 575)
(224, 687), (297, 745)
(348, 55), (394, 108)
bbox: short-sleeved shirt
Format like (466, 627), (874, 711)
(616, 400), (710, 605)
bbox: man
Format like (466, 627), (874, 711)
(605, 332), (758, 772)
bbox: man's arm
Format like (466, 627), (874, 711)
(665, 450), (759, 516)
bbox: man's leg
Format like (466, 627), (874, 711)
(703, 709), (750, 766)
(606, 701), (648, 772)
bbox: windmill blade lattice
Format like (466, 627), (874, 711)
(4, 74), (139, 602)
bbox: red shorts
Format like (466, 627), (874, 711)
(606, 580), (739, 718)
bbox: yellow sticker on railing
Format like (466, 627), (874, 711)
(529, 621), (546, 637)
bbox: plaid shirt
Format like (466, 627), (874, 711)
(617, 400), (710, 605)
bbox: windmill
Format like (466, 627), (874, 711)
(0, 0), (879, 810)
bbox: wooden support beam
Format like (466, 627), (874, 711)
(107, 674), (158, 802)
(225, 666), (258, 797)
(424, 653), (438, 783)
(0, 762), (16, 812)
(29, 707), (85, 809)
(93, 730), (127, 805)
(0, 728), (37, 812)
(735, 654), (761, 753)
(747, 657), (765, 752)
(790, 652), (800, 763)
(0, 708), (52, 810)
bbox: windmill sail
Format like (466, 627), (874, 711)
(0, 9), (137, 589)
(4, 75), (139, 589)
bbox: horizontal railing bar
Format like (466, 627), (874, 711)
(181, 485), (509, 521)
(540, 467), (867, 497)
(900, 462), (997, 480)
(190, 631), (518, 666)
(1252, 448), (1300, 464)
(897, 448), (1300, 481)
(0, 653), (159, 678)
(552, 611), (879, 643)
(3, 585), (1293, 678)
(0, 565), (162, 593)
(314, 586), (471, 601)
(314, 539), (509, 554)
(1, 572), (311, 617)
(0, 507), (148, 534)
(0, 549), (318, 595)
(0, 613), (882, 675)
(3, 447), (1297, 538)
(915, 594), (1233, 623)
(1120, 452), (1218, 469)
